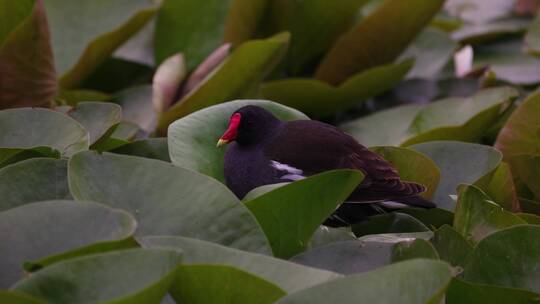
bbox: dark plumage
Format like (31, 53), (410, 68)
(218, 106), (435, 227)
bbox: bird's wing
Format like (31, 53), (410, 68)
(264, 120), (426, 200)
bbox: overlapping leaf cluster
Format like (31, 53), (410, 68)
(1, 0), (540, 303)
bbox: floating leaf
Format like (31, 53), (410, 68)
(138, 236), (341, 293)
(308, 226), (357, 249)
(275, 259), (452, 304)
(0, 158), (70, 211)
(0, 200), (136, 288)
(431, 225), (473, 268)
(171, 265), (286, 304)
(454, 185), (525, 243)
(44, 0), (157, 88)
(463, 225), (540, 293)
(0, 108), (89, 157)
(511, 154), (540, 200)
(370, 146), (440, 198)
(67, 102), (122, 145)
(244, 170), (363, 258)
(446, 278), (540, 304)
(260, 60), (413, 117)
(168, 99), (307, 183)
(452, 18), (530, 44)
(495, 89), (540, 160)
(69, 151), (271, 254)
(399, 208), (454, 230)
(315, 0), (444, 84)
(0, 0), (56, 109)
(352, 213), (430, 237)
(113, 85), (156, 133)
(411, 141), (502, 210)
(157, 33), (290, 133)
(391, 239), (439, 263)
(399, 28), (458, 79)
(12, 249), (182, 303)
(0, 291), (44, 304)
(110, 138), (170, 162)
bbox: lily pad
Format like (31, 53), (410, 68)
(495, 89), (540, 160)
(260, 60), (413, 117)
(446, 278), (540, 304)
(352, 213), (430, 237)
(171, 265), (286, 304)
(411, 141), (502, 210)
(0, 0), (56, 109)
(138, 236), (342, 293)
(68, 151), (272, 254)
(168, 99), (308, 183)
(431, 225), (473, 268)
(0, 108), (89, 157)
(12, 249), (182, 303)
(244, 170), (363, 258)
(454, 185), (526, 244)
(452, 18), (530, 44)
(0, 291), (44, 304)
(308, 226), (357, 249)
(157, 33), (290, 133)
(110, 138), (170, 162)
(67, 102), (122, 144)
(391, 239), (439, 263)
(0, 200), (136, 288)
(44, 0), (157, 88)
(510, 154), (540, 200)
(463, 225), (540, 293)
(0, 158), (70, 211)
(315, 0), (445, 84)
(370, 146), (440, 198)
(275, 259), (452, 304)
(475, 162), (520, 211)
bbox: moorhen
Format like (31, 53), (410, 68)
(217, 105), (435, 227)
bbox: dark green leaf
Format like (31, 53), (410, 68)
(511, 154), (540, 200)
(446, 278), (540, 304)
(110, 138), (170, 162)
(352, 213), (430, 237)
(431, 225), (473, 268)
(391, 239), (439, 263)
(244, 170), (363, 258)
(67, 102), (122, 144)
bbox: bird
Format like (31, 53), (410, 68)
(217, 105), (435, 227)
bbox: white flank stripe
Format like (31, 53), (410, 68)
(270, 160), (305, 181)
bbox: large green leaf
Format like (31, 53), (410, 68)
(453, 185), (525, 243)
(0, 291), (44, 304)
(0, 0), (56, 109)
(110, 138), (170, 162)
(155, 0), (233, 69)
(113, 85), (156, 133)
(67, 102), (122, 145)
(452, 17), (530, 44)
(315, 0), (444, 84)
(138, 236), (342, 293)
(260, 60), (413, 117)
(495, 89), (540, 160)
(341, 87), (517, 147)
(411, 141), (502, 210)
(0, 108), (89, 157)
(401, 86), (517, 146)
(68, 151), (271, 254)
(44, 0), (157, 88)
(168, 99), (307, 183)
(446, 278), (540, 304)
(352, 213), (430, 237)
(244, 170), (363, 258)
(340, 104), (424, 147)
(475, 162), (520, 211)
(290, 234), (435, 275)
(223, 0), (267, 46)
(525, 13), (540, 56)
(370, 146), (440, 198)
(12, 249), (182, 303)
(0, 158), (70, 211)
(399, 28), (457, 79)
(463, 225), (540, 293)
(511, 154), (540, 200)
(157, 33), (290, 133)
(431, 225), (473, 268)
(171, 265), (286, 304)
(474, 39), (540, 85)
(0, 200), (136, 288)
(285, 0), (368, 75)
(275, 259), (451, 304)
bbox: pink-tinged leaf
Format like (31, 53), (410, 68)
(181, 43), (231, 96)
(0, 0), (57, 109)
(152, 53), (186, 113)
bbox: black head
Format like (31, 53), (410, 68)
(217, 105), (281, 146)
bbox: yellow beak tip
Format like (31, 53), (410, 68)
(216, 139), (229, 147)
